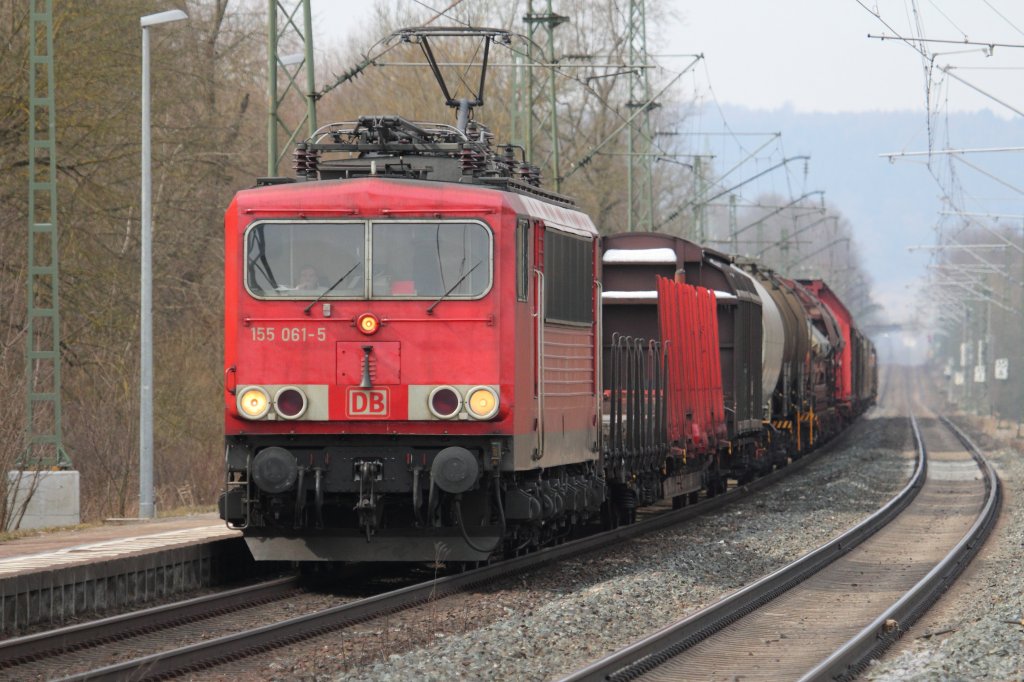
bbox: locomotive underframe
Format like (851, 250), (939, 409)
(222, 434), (614, 562)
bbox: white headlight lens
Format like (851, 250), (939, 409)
(466, 386), (499, 419)
(238, 387), (270, 419)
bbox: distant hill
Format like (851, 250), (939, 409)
(694, 105), (1024, 323)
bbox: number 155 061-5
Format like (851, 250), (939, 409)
(251, 326), (327, 342)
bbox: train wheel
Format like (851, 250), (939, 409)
(705, 471), (727, 497)
(600, 499), (619, 530)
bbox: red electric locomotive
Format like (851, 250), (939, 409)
(220, 114), (608, 562)
(220, 29), (616, 562)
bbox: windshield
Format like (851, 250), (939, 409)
(246, 222), (365, 298)
(244, 220), (491, 300)
(371, 222), (490, 298)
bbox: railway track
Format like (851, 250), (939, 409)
(0, 435), (841, 681)
(560, 410), (1000, 682)
(0, 563), (431, 681)
(0, 576), (301, 679)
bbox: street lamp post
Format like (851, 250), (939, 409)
(140, 9), (187, 519)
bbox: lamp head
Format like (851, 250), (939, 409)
(141, 9), (188, 28)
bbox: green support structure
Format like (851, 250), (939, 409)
(24, 0), (71, 470)
(626, 0), (655, 232)
(516, 1), (566, 190)
(509, 18), (531, 159)
(691, 156), (705, 243)
(267, 0), (317, 176)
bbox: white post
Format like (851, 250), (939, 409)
(139, 9), (187, 519)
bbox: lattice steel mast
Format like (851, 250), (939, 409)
(267, 0), (317, 175)
(514, 0), (566, 191)
(24, 0), (70, 469)
(626, 0), (655, 231)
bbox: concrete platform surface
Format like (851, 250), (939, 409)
(0, 513), (233, 565)
(0, 513), (252, 635)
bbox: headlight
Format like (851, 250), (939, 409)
(274, 386), (307, 419)
(238, 387), (270, 419)
(428, 386), (462, 419)
(466, 386), (499, 420)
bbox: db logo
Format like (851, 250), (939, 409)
(347, 388), (389, 418)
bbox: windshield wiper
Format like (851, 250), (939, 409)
(304, 262), (360, 315)
(427, 260), (482, 315)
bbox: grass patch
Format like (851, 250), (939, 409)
(157, 504), (218, 518)
(0, 521), (99, 543)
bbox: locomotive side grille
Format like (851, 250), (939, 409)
(543, 326), (595, 398)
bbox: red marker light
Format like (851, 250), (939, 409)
(357, 312), (380, 335)
(429, 386), (461, 419)
(274, 387), (307, 419)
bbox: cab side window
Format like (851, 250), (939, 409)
(543, 229), (593, 324)
(516, 217), (529, 302)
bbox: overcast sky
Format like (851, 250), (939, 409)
(673, 1), (1024, 116)
(312, 1), (1024, 116)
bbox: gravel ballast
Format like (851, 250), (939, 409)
(189, 372), (1024, 681)
(206, 389), (1024, 682)
(199, 408), (914, 681)
(864, 423), (1024, 682)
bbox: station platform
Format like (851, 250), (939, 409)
(0, 514), (271, 636)
(0, 513), (235, 574)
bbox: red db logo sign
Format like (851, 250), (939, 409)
(347, 388), (389, 418)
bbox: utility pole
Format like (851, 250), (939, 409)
(510, 34), (529, 157)
(14, 0), (78, 532)
(779, 224), (790, 271)
(716, 190), (825, 247)
(691, 156), (705, 242)
(728, 194), (737, 252)
(519, 1), (567, 190)
(753, 213), (831, 266)
(267, 0), (317, 176)
(979, 295), (991, 414)
(139, 8), (188, 519)
(24, 0), (70, 471)
(659, 155), (810, 233)
(626, 0), (655, 231)
(963, 303), (973, 411)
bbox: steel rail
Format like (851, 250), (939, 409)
(56, 431), (845, 681)
(0, 576), (299, 668)
(799, 416), (1001, 682)
(560, 413), (928, 682)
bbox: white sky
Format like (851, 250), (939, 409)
(312, 0), (1024, 116)
(673, 1), (1024, 116)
